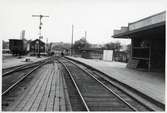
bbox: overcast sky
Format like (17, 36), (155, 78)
(0, 0), (166, 45)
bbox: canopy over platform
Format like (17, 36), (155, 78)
(113, 11), (165, 38)
(112, 11), (166, 72)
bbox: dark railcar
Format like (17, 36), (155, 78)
(9, 39), (27, 55)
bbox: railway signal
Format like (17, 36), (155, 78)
(32, 14), (49, 57)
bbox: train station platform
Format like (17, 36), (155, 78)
(2, 54), (48, 69)
(66, 56), (165, 104)
(4, 62), (67, 111)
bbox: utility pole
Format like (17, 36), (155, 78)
(32, 14), (49, 57)
(71, 24), (74, 56)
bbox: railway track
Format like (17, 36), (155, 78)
(2, 58), (60, 111)
(58, 58), (136, 111)
(2, 58), (51, 96)
(65, 57), (165, 111)
(3, 64), (26, 74)
(2, 59), (49, 76)
(57, 57), (164, 111)
(2, 56), (164, 111)
(58, 61), (89, 111)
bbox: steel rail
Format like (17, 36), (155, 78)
(86, 70), (156, 111)
(3, 64), (40, 77)
(3, 64), (25, 70)
(67, 58), (154, 111)
(2, 59), (49, 77)
(3, 64), (30, 77)
(57, 59), (90, 111)
(62, 58), (138, 111)
(65, 57), (165, 111)
(2, 60), (49, 96)
(81, 67), (138, 111)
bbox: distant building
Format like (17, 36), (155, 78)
(113, 11), (165, 72)
(80, 47), (129, 62)
(51, 42), (71, 56)
(53, 47), (70, 56)
(30, 39), (45, 56)
(90, 44), (104, 48)
(80, 48), (103, 59)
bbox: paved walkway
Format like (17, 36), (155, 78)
(2, 55), (48, 69)
(67, 56), (165, 104)
(6, 62), (67, 111)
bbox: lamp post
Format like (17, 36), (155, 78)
(32, 14), (49, 57)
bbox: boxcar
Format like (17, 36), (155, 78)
(9, 39), (27, 55)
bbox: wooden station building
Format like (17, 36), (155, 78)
(113, 11), (165, 72)
(30, 39), (45, 56)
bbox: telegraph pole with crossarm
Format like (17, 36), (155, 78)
(32, 14), (49, 57)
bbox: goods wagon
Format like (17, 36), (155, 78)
(9, 39), (27, 55)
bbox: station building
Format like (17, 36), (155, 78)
(30, 39), (45, 56)
(113, 11), (165, 72)
(53, 47), (70, 56)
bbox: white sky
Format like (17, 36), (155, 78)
(0, 0), (166, 45)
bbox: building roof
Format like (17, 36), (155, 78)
(9, 39), (22, 41)
(113, 11), (166, 38)
(80, 48), (103, 52)
(31, 39), (45, 45)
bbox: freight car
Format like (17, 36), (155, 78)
(9, 39), (28, 56)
